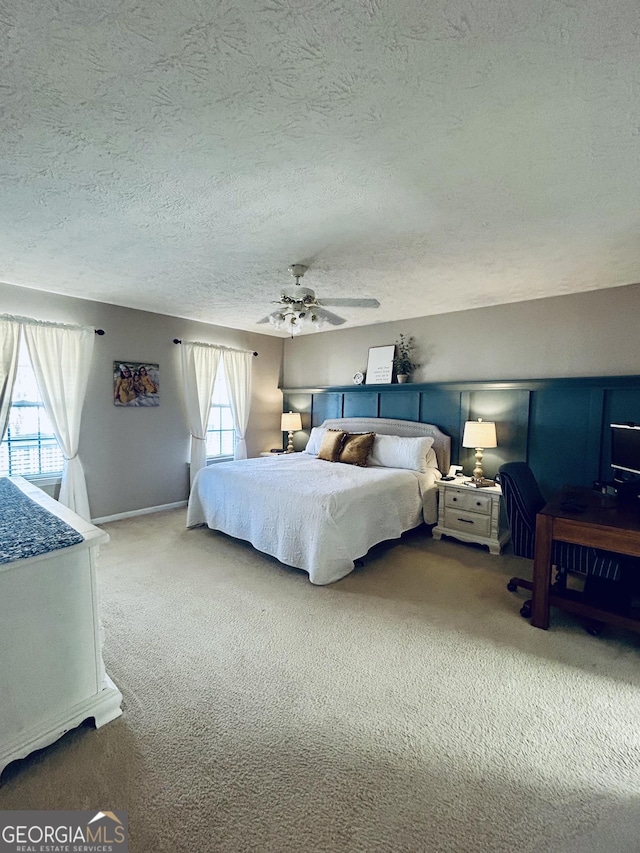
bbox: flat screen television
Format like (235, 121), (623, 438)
(610, 423), (640, 478)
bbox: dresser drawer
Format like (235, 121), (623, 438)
(444, 489), (493, 515)
(443, 507), (492, 537)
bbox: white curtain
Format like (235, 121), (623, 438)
(23, 321), (95, 520)
(180, 342), (222, 487)
(222, 349), (253, 460)
(0, 317), (21, 442)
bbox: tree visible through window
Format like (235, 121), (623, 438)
(0, 340), (64, 477)
(206, 363), (237, 458)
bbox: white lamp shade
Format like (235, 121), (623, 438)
(462, 419), (497, 449)
(281, 411), (302, 432)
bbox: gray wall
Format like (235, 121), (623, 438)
(0, 281), (284, 519)
(283, 284), (640, 387)
(5, 278), (639, 517)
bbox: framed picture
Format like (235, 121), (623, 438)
(365, 345), (394, 385)
(114, 361), (160, 407)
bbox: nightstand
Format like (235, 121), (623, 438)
(260, 451), (285, 456)
(432, 478), (510, 555)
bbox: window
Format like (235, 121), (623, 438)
(205, 364), (237, 459)
(0, 341), (64, 478)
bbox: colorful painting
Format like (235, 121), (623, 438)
(113, 361), (160, 407)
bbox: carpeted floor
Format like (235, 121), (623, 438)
(1, 509), (639, 852)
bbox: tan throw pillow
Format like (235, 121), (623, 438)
(339, 432), (376, 467)
(317, 429), (347, 462)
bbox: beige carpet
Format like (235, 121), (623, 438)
(1, 510), (640, 853)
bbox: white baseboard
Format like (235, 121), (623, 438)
(92, 500), (187, 524)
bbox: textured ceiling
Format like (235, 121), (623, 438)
(1, 0), (639, 335)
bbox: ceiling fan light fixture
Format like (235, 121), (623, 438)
(268, 311), (286, 329)
(258, 263), (377, 334)
(274, 266), (328, 334)
(270, 304), (328, 335)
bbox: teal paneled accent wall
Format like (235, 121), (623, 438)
(344, 392), (378, 418)
(282, 376), (640, 494)
(418, 389), (462, 462)
(527, 386), (603, 496)
(380, 391), (420, 421)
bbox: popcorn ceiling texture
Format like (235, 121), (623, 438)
(0, 0), (638, 335)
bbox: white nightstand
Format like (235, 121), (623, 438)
(432, 478), (510, 555)
(260, 451), (285, 456)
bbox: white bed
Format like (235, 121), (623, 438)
(186, 417), (451, 585)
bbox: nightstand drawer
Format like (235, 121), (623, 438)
(443, 507), (492, 537)
(444, 489), (493, 514)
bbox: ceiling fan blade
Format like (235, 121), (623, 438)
(319, 298), (380, 308)
(256, 315), (272, 324)
(313, 307), (346, 326)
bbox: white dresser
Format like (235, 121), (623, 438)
(433, 478), (510, 555)
(0, 477), (122, 779)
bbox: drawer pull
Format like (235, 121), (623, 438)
(457, 517), (474, 524)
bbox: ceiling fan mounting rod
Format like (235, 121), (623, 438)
(288, 263), (307, 286)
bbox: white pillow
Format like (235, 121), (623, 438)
(425, 446), (439, 471)
(369, 434), (435, 473)
(304, 426), (327, 456)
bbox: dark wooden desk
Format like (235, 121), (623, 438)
(532, 486), (640, 631)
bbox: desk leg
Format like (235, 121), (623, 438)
(532, 514), (553, 629)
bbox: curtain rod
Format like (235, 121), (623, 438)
(1, 313), (105, 335)
(172, 339), (258, 356)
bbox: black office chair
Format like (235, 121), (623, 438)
(497, 462), (621, 632)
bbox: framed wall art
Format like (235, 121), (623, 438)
(365, 345), (394, 384)
(113, 361), (160, 407)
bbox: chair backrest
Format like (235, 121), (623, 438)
(497, 462), (546, 559)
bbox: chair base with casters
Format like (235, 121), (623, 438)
(498, 462), (621, 636)
(508, 565), (569, 595)
(504, 574), (530, 615)
(507, 576), (532, 594)
(508, 575), (606, 633)
(506, 577), (534, 620)
(505, 573), (604, 628)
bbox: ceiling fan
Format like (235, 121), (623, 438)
(258, 264), (380, 335)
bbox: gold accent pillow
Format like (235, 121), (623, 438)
(317, 429), (347, 462)
(339, 432), (376, 467)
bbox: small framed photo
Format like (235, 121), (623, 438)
(114, 361), (160, 407)
(365, 345), (395, 384)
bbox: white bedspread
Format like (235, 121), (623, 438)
(186, 454), (439, 584)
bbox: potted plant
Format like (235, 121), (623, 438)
(393, 334), (419, 382)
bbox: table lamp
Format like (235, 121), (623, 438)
(281, 411), (302, 453)
(462, 418), (497, 487)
